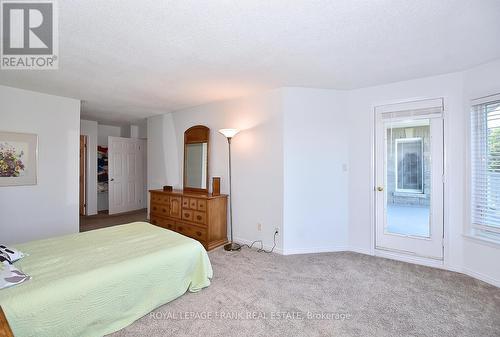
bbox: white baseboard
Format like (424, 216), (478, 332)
(463, 267), (500, 288)
(233, 237), (283, 255)
(282, 246), (349, 255)
(348, 246), (373, 256)
(232, 238), (348, 255)
(374, 249), (445, 269)
(231, 239), (499, 288)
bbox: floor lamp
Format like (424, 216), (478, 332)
(219, 128), (241, 251)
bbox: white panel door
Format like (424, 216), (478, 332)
(375, 114), (444, 259)
(108, 137), (146, 215)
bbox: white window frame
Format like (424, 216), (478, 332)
(469, 94), (500, 243)
(395, 137), (424, 194)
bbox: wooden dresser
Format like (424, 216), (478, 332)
(149, 190), (228, 250)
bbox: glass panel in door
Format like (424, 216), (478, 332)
(385, 120), (431, 238)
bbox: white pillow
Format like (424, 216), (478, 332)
(0, 262), (31, 290)
(0, 245), (26, 262)
(0, 251), (11, 265)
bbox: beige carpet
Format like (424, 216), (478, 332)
(108, 248), (500, 337)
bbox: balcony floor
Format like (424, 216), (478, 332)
(386, 204), (430, 237)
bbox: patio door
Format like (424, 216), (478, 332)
(375, 99), (444, 260)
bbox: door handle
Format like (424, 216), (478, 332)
(376, 186), (384, 192)
(110, 178), (114, 182)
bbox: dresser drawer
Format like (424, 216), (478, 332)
(149, 190), (228, 251)
(189, 198), (198, 210)
(150, 216), (175, 230)
(193, 211), (207, 225)
(197, 199), (207, 212)
(176, 223), (207, 241)
(183, 197), (206, 211)
(151, 193), (169, 205)
(151, 203), (170, 217)
(182, 209), (193, 221)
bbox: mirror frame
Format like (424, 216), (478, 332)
(183, 125), (210, 193)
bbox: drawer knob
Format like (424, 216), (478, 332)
(196, 231), (202, 236)
(197, 216), (202, 220)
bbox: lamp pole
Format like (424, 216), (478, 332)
(220, 130), (241, 251)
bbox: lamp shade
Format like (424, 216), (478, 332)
(218, 128), (240, 139)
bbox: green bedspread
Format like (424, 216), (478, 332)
(0, 222), (213, 337)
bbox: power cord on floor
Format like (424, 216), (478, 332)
(240, 230), (278, 253)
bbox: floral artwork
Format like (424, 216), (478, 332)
(0, 132), (37, 186)
(0, 142), (27, 177)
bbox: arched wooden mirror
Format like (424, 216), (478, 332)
(183, 125), (209, 193)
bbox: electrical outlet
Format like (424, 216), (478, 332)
(257, 223), (262, 231)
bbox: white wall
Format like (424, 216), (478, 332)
(461, 59), (500, 286)
(121, 125), (131, 138)
(80, 120), (98, 215)
(346, 60), (500, 287)
(148, 90), (284, 252)
(122, 120), (147, 140)
(132, 120), (147, 139)
(149, 88), (350, 254)
(282, 88), (350, 254)
(98, 124), (122, 146)
(0, 85), (80, 244)
(145, 60), (500, 287)
(346, 72), (465, 267)
(147, 113), (179, 210)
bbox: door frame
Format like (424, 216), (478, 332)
(79, 135), (87, 216)
(369, 97), (450, 269)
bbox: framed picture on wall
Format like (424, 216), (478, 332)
(0, 131), (38, 186)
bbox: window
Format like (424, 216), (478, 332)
(471, 96), (500, 239)
(395, 138), (423, 193)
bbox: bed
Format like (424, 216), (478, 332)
(0, 222), (213, 337)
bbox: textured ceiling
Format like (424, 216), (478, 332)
(1, 0), (499, 124)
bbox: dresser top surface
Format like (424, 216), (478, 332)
(149, 189), (228, 199)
